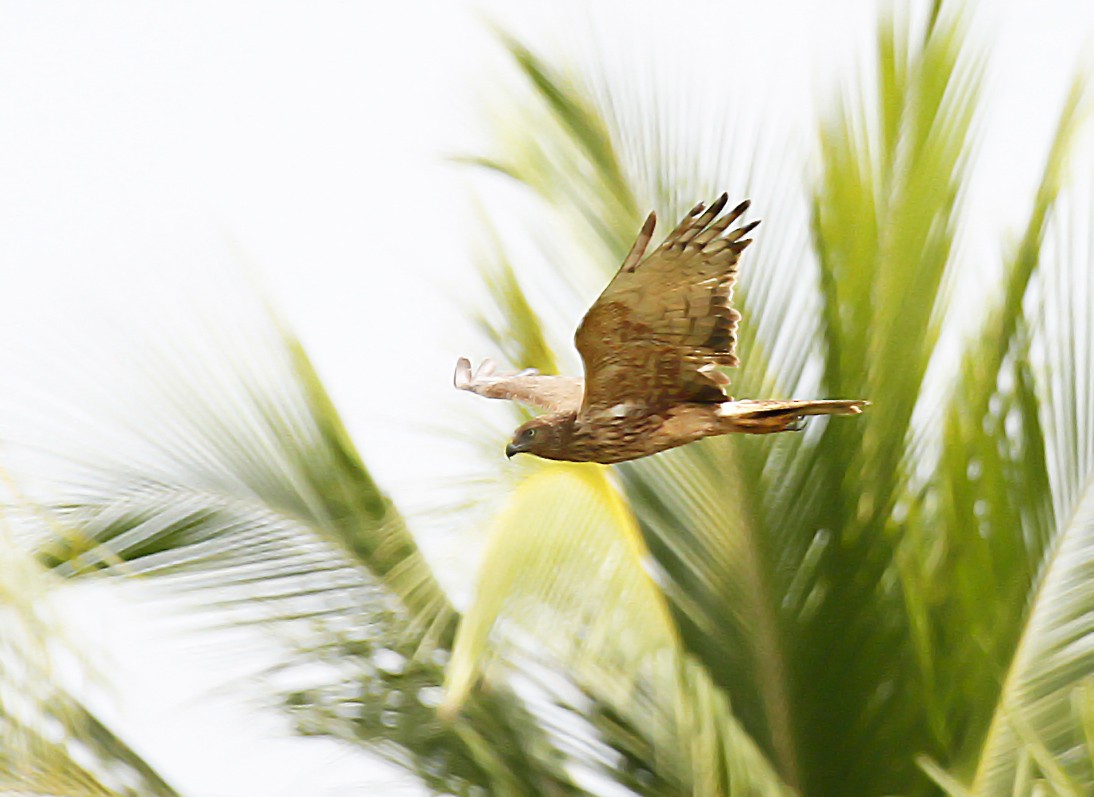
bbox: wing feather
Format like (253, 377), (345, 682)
(574, 195), (756, 418)
(620, 212), (657, 273)
(454, 357), (583, 413)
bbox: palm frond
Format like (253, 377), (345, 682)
(0, 491), (179, 797)
(768, 9), (986, 794)
(470, 209), (566, 381)
(444, 461), (795, 796)
(900, 72), (1089, 769)
(443, 464), (672, 714)
(963, 113), (1094, 792)
(30, 288), (457, 644)
(7, 271), (586, 794)
(620, 439), (805, 789)
(479, 35), (641, 277)
(970, 476), (1094, 793)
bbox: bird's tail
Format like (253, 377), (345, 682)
(718, 399), (868, 434)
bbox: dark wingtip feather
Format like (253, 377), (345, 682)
(709, 193), (729, 217)
(621, 211), (658, 272)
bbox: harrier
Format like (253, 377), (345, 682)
(455, 194), (866, 464)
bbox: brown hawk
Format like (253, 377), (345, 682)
(455, 194), (866, 464)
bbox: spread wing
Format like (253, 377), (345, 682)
(454, 357), (584, 413)
(574, 194), (757, 418)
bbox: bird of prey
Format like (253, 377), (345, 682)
(455, 194), (866, 464)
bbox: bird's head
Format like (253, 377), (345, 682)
(506, 414), (571, 460)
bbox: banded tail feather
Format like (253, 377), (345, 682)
(718, 399), (868, 434)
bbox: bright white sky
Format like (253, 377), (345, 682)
(1, 1), (1093, 795)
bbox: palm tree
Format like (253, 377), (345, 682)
(3, 2), (1093, 795)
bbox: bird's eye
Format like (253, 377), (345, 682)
(525, 428), (536, 438)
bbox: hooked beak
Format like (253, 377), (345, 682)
(505, 442), (520, 459)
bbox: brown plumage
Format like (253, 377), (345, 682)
(455, 195), (867, 464)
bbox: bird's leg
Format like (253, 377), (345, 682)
(785, 416), (807, 432)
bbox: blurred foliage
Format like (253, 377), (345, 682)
(2, 1), (1094, 796)
(0, 492), (180, 797)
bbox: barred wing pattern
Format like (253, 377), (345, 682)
(574, 194), (757, 418)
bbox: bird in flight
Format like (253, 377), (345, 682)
(455, 194), (866, 464)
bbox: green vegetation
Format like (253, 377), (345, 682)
(3, 3), (1093, 796)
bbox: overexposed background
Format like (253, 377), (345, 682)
(0, 1), (1092, 794)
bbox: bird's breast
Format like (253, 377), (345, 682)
(566, 413), (672, 464)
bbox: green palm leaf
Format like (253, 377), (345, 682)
(904, 74), (1088, 774)
(970, 481), (1094, 795)
(965, 113), (1094, 793)
(0, 502), (179, 797)
(15, 279), (583, 794)
(443, 461), (796, 796)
